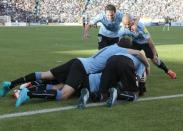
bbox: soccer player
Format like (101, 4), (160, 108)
(0, 37), (149, 107)
(83, 4), (139, 49)
(119, 14), (176, 79)
(163, 16), (171, 31)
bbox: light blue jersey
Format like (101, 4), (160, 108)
(118, 27), (133, 38)
(88, 54), (145, 93)
(90, 11), (123, 38)
(88, 53), (145, 92)
(78, 44), (128, 74)
(89, 73), (101, 93)
(118, 22), (150, 44)
(115, 53), (145, 78)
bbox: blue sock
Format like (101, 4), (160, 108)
(56, 90), (62, 101)
(46, 84), (53, 90)
(35, 72), (41, 81)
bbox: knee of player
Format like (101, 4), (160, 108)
(61, 85), (75, 100)
(41, 71), (54, 79)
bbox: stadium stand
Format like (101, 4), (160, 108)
(0, 0), (182, 23)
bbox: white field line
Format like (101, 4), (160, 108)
(0, 94), (183, 120)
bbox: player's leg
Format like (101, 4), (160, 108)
(104, 55), (138, 107)
(15, 85), (64, 107)
(98, 34), (119, 49)
(78, 73), (100, 108)
(138, 71), (147, 96)
(99, 55), (129, 107)
(61, 59), (88, 99)
(98, 34), (109, 49)
(143, 44), (176, 79)
(98, 55), (120, 99)
(27, 59), (87, 101)
(16, 59), (87, 107)
(0, 59), (76, 97)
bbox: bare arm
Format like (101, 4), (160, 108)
(128, 49), (150, 75)
(83, 24), (91, 39)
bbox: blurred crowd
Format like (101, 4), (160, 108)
(0, 0), (182, 23)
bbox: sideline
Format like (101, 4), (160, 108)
(0, 94), (183, 120)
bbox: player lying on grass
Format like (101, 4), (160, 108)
(119, 14), (176, 79)
(11, 68), (146, 108)
(0, 37), (149, 107)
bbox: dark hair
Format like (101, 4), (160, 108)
(105, 4), (116, 13)
(117, 36), (132, 48)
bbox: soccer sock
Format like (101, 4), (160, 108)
(28, 82), (53, 93)
(28, 89), (57, 100)
(10, 72), (41, 89)
(27, 89), (62, 100)
(139, 82), (146, 96)
(56, 90), (62, 101)
(46, 84), (54, 90)
(156, 60), (169, 73)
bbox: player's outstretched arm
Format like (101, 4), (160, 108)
(83, 24), (91, 40)
(128, 49), (150, 75)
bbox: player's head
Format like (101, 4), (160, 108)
(122, 14), (134, 29)
(117, 35), (132, 48)
(105, 4), (116, 21)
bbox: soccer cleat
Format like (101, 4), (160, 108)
(118, 91), (138, 101)
(77, 88), (89, 109)
(15, 87), (30, 107)
(0, 81), (11, 97)
(167, 70), (176, 79)
(106, 88), (118, 107)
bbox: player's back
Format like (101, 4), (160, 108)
(78, 44), (128, 74)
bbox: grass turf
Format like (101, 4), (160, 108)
(0, 26), (183, 130)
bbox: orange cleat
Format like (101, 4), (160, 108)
(167, 70), (176, 79)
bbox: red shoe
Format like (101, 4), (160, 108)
(167, 70), (176, 79)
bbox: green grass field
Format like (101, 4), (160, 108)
(0, 26), (183, 131)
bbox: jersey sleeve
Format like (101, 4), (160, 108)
(118, 27), (132, 38)
(117, 11), (124, 20)
(90, 13), (103, 25)
(139, 23), (151, 40)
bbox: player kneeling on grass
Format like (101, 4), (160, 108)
(0, 37), (149, 107)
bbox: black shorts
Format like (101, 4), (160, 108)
(99, 55), (138, 94)
(98, 34), (119, 49)
(50, 59), (88, 90)
(132, 41), (154, 59)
